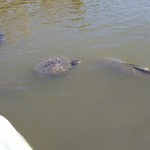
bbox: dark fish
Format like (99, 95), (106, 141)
(128, 63), (150, 75)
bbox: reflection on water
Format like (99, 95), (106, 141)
(0, 0), (85, 44)
(1, 0), (150, 150)
(0, 0), (33, 44)
(40, 0), (84, 26)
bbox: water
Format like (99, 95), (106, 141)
(0, 0), (150, 149)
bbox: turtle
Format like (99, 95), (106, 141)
(98, 58), (150, 77)
(33, 57), (81, 77)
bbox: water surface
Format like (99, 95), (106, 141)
(0, 0), (150, 150)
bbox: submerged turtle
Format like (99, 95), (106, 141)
(98, 58), (150, 77)
(33, 57), (81, 77)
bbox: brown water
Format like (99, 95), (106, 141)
(1, 0), (150, 149)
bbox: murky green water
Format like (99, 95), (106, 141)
(1, 0), (150, 149)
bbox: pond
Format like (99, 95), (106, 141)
(0, 0), (150, 149)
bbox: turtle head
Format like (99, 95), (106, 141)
(71, 60), (81, 66)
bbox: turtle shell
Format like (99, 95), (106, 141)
(33, 57), (72, 77)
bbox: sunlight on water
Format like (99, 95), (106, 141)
(0, 0), (150, 150)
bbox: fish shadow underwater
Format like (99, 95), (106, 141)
(96, 58), (150, 78)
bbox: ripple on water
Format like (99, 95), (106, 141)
(1, 1), (150, 150)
